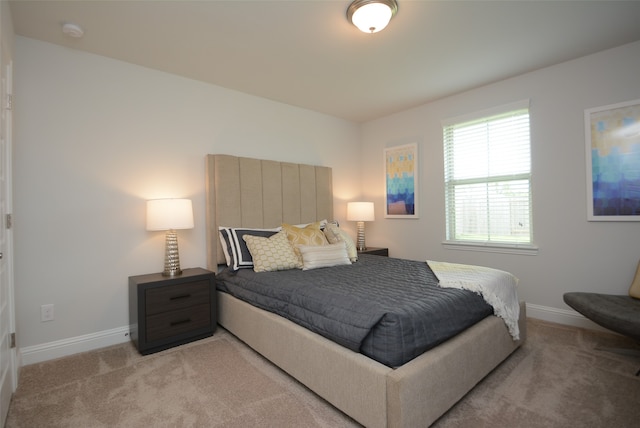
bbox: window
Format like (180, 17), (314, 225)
(443, 100), (534, 251)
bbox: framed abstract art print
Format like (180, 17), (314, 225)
(384, 143), (418, 218)
(585, 99), (640, 221)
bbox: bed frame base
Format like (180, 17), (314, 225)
(218, 291), (526, 428)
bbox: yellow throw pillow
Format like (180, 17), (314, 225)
(282, 222), (329, 264)
(282, 222), (328, 246)
(629, 259), (640, 299)
(242, 231), (301, 272)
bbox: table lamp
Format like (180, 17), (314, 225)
(146, 198), (194, 276)
(347, 202), (375, 251)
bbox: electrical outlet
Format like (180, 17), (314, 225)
(41, 304), (54, 322)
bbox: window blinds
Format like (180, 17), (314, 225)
(443, 103), (532, 245)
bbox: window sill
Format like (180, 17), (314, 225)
(442, 241), (538, 256)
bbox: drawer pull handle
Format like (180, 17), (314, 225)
(169, 294), (191, 301)
(170, 319), (191, 327)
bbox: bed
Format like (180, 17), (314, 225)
(205, 154), (526, 428)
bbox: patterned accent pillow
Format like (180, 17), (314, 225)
(282, 222), (328, 246)
(282, 221), (328, 263)
(218, 227), (280, 271)
(292, 219), (329, 229)
(242, 231), (301, 272)
(323, 223), (358, 262)
(297, 241), (352, 271)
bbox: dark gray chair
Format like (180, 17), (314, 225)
(563, 260), (640, 376)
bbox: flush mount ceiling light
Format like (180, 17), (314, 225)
(347, 0), (398, 34)
(62, 22), (84, 38)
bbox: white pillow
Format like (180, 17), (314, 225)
(323, 223), (358, 262)
(297, 241), (352, 271)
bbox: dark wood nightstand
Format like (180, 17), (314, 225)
(358, 247), (389, 257)
(129, 267), (216, 355)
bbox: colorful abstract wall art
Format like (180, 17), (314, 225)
(384, 143), (418, 218)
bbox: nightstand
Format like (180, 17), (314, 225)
(358, 247), (389, 257)
(129, 267), (216, 355)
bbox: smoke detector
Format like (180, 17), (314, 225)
(62, 23), (84, 38)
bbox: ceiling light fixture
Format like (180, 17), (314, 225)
(347, 0), (398, 34)
(62, 23), (84, 38)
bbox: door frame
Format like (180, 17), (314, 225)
(0, 37), (16, 427)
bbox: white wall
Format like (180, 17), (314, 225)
(13, 36), (361, 361)
(361, 41), (640, 327)
(14, 35), (640, 363)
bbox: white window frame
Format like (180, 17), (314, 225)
(442, 100), (538, 255)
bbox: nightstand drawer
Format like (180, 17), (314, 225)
(146, 303), (211, 342)
(145, 280), (210, 315)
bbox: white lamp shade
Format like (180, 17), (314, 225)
(347, 202), (375, 222)
(146, 199), (194, 231)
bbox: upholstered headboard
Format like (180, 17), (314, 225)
(205, 154), (334, 270)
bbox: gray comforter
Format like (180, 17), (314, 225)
(216, 254), (493, 367)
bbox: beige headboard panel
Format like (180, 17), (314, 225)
(205, 154), (333, 270)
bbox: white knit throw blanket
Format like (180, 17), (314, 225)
(427, 260), (520, 340)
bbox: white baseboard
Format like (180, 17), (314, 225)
(17, 304), (613, 366)
(19, 326), (131, 366)
(525, 303), (611, 333)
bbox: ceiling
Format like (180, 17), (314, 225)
(9, 0), (640, 123)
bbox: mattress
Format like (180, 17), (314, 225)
(216, 255), (493, 367)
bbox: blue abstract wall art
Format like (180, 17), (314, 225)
(385, 143), (418, 218)
(586, 99), (640, 221)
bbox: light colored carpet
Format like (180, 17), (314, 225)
(6, 330), (357, 428)
(6, 319), (640, 427)
(433, 319), (640, 428)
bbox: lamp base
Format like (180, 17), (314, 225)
(162, 229), (182, 277)
(162, 269), (182, 277)
(356, 221), (366, 251)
